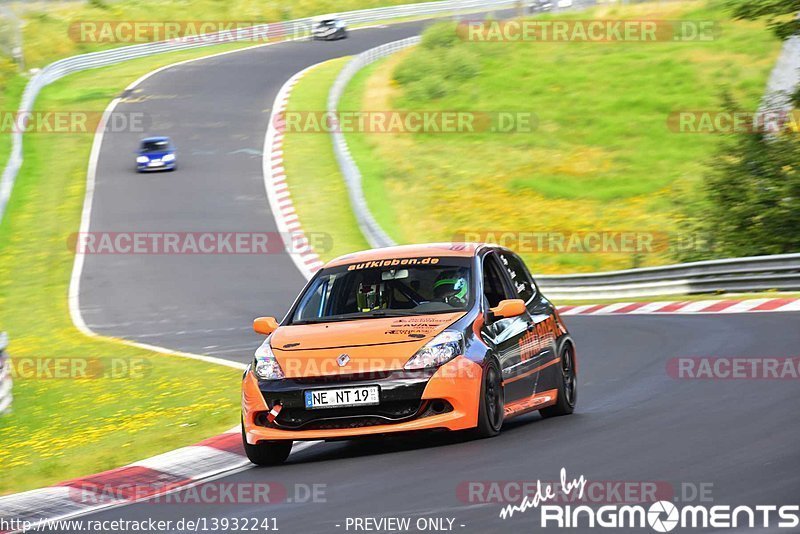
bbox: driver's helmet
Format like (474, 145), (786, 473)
(433, 270), (469, 307)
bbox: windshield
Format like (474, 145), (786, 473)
(290, 257), (473, 324)
(141, 140), (170, 152)
(317, 20), (336, 26)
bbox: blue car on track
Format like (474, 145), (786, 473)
(136, 136), (176, 172)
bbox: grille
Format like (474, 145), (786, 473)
(254, 399), (454, 431)
(290, 371), (395, 384)
(274, 399), (424, 429)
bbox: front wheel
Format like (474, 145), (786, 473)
(540, 344), (577, 418)
(241, 419), (292, 466)
(473, 359), (504, 438)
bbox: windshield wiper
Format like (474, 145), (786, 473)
(291, 310), (418, 325)
(290, 317), (362, 325)
(362, 310), (418, 317)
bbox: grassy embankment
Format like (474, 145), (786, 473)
(281, 57), (371, 259)
(283, 1), (782, 274)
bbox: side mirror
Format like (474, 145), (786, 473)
(253, 316), (279, 335)
(489, 299), (526, 320)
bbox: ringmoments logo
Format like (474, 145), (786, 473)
(499, 469), (800, 531)
(648, 501), (679, 533)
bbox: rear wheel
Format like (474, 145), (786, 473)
(540, 344), (577, 418)
(474, 359), (504, 438)
(241, 418), (292, 466)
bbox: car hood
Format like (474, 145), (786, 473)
(270, 312), (465, 378)
(140, 150), (173, 158)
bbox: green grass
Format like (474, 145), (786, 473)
(338, 60), (402, 245)
(282, 57), (370, 262)
(336, 0), (783, 273)
(0, 75), (27, 172)
(0, 45), (278, 495)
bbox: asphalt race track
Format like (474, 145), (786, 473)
(79, 20), (441, 361)
(55, 313), (800, 532)
(73, 15), (800, 534)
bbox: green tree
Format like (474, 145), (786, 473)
(729, 0), (800, 40)
(699, 121), (800, 257)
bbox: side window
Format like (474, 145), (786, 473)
(482, 254), (513, 308)
(498, 252), (536, 304)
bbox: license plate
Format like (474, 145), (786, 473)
(304, 386), (379, 409)
(148, 160), (163, 167)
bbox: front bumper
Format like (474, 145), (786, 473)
(312, 31), (341, 40)
(137, 161), (175, 171)
(242, 355), (481, 442)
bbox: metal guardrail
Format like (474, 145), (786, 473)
(0, 0), (519, 224)
(0, 332), (11, 415)
(536, 253), (800, 300)
(327, 37), (421, 248)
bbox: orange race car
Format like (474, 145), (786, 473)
(241, 243), (576, 465)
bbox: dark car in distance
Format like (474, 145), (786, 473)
(312, 18), (348, 40)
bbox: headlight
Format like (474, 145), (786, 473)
(404, 331), (464, 370)
(162, 154), (175, 162)
(136, 155), (149, 163)
(253, 340), (285, 380)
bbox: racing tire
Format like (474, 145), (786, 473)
(473, 358), (504, 438)
(539, 344), (577, 418)
(241, 419), (293, 466)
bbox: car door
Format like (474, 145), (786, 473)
(496, 250), (560, 397)
(479, 252), (533, 403)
